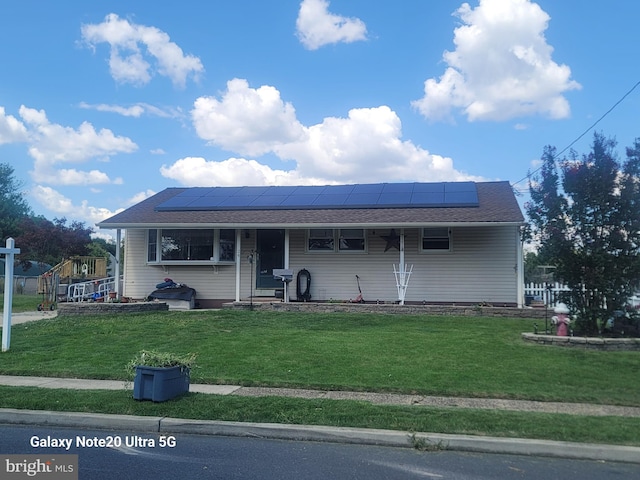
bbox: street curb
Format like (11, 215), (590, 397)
(0, 408), (161, 432)
(1, 409), (639, 464)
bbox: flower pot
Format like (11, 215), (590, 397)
(133, 365), (190, 402)
(108, 292), (117, 300)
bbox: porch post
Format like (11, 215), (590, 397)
(399, 229), (405, 305)
(516, 226), (524, 308)
(284, 229), (290, 302)
(115, 229), (121, 297)
(235, 229), (242, 302)
(399, 228), (405, 269)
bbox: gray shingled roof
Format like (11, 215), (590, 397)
(97, 181), (523, 229)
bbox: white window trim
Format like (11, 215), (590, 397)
(306, 228), (368, 253)
(420, 227), (452, 254)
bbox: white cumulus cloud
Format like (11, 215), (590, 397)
(179, 80), (480, 188)
(30, 185), (119, 226)
(81, 13), (204, 88)
(278, 106), (477, 183)
(160, 157), (317, 187)
(192, 78), (306, 157)
(19, 105), (137, 186)
(0, 106), (28, 144)
(412, 0), (581, 122)
(296, 0), (367, 50)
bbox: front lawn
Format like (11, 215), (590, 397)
(0, 293), (43, 313)
(1, 309), (638, 406)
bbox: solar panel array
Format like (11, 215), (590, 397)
(155, 182), (479, 211)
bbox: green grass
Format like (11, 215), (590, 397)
(0, 293), (43, 313)
(1, 308), (638, 406)
(2, 386), (639, 446)
(1, 305), (639, 446)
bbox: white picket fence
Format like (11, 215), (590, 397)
(525, 282), (640, 308)
(524, 282), (571, 306)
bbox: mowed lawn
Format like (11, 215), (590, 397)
(1, 306), (638, 406)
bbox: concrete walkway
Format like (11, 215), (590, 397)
(1, 374), (639, 418)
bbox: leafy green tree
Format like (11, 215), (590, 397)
(0, 163), (32, 241)
(527, 133), (640, 335)
(87, 238), (117, 258)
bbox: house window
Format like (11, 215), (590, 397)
(308, 229), (334, 251)
(218, 229), (235, 262)
(161, 229), (213, 260)
(147, 229), (236, 263)
(307, 229), (367, 252)
(148, 229), (158, 262)
(422, 227), (451, 252)
(338, 229), (365, 251)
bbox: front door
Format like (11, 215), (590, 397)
(256, 229), (284, 289)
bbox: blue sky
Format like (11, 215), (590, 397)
(1, 0), (639, 239)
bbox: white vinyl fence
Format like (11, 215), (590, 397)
(524, 282), (571, 306)
(525, 282), (640, 309)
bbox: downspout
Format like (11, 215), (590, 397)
(235, 229), (242, 302)
(516, 226), (524, 308)
(115, 229), (121, 297)
(284, 229), (290, 302)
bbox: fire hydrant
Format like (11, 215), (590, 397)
(552, 303), (571, 336)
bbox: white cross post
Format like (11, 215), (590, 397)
(1, 238), (21, 352)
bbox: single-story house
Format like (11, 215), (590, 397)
(97, 181), (525, 308)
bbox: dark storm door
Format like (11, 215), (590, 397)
(256, 229), (285, 289)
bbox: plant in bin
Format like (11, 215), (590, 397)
(126, 350), (197, 402)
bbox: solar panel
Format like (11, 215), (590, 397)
(411, 192), (446, 206)
(155, 182), (479, 211)
(345, 193), (381, 205)
(413, 183), (445, 193)
(322, 185), (355, 195)
(352, 184), (385, 194)
(382, 183), (414, 194)
(248, 195), (289, 207)
(280, 194), (320, 206)
(189, 196), (225, 208)
(312, 194), (350, 206)
(377, 192), (412, 205)
(443, 182), (476, 192)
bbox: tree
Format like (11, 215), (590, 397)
(527, 132), (640, 335)
(15, 216), (93, 269)
(87, 237), (117, 258)
(0, 163), (32, 241)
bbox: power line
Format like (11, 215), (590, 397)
(511, 79), (640, 190)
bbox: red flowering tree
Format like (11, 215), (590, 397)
(527, 133), (640, 335)
(15, 216), (92, 271)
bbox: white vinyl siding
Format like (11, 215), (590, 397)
(289, 226), (517, 304)
(123, 225), (519, 305)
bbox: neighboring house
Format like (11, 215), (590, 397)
(0, 259), (52, 277)
(97, 181), (525, 308)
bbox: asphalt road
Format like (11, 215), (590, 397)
(2, 425), (639, 480)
